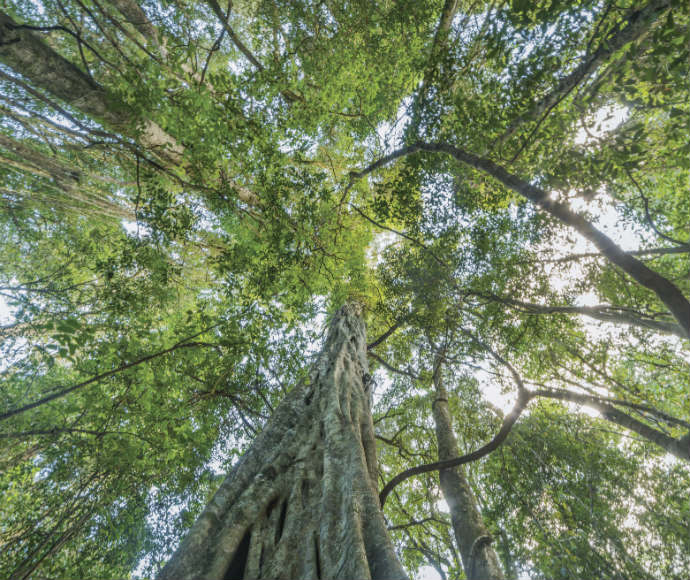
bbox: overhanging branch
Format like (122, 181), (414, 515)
(350, 142), (690, 339)
(0, 328), (221, 422)
(470, 292), (685, 338)
(533, 388), (690, 461)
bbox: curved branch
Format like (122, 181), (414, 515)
(458, 327), (526, 394)
(350, 142), (690, 339)
(367, 320), (404, 350)
(205, 0), (302, 103)
(379, 390), (532, 507)
(7, 23), (115, 68)
(350, 203), (431, 253)
(368, 351), (420, 381)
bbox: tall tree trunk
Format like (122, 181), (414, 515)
(431, 360), (504, 580)
(158, 304), (407, 580)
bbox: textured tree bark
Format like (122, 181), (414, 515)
(107, 0), (161, 45)
(157, 304), (407, 580)
(431, 361), (504, 580)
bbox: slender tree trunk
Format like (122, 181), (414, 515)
(158, 304), (407, 580)
(431, 360), (504, 580)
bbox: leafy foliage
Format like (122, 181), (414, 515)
(0, 0), (688, 578)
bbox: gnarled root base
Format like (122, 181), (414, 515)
(158, 305), (407, 580)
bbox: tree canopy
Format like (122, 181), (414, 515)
(0, 0), (688, 579)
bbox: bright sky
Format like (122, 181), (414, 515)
(0, 293), (10, 324)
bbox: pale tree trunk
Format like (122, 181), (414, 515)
(0, 10), (260, 205)
(431, 360), (504, 580)
(158, 304), (407, 580)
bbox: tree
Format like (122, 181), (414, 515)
(158, 303), (406, 579)
(0, 0), (688, 579)
(431, 354), (504, 580)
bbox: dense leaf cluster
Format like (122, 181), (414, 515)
(0, 0), (687, 578)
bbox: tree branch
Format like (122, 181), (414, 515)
(379, 389), (532, 507)
(0, 426), (158, 444)
(521, 244), (690, 264)
(533, 388), (689, 461)
(206, 0), (264, 71)
(350, 142), (690, 338)
(624, 166), (688, 247)
(496, 0), (671, 148)
(107, 0), (160, 44)
(7, 22), (114, 68)
(367, 320), (403, 350)
(368, 351), (420, 381)
(411, 0), (460, 127)
(470, 292), (685, 338)
(457, 326), (526, 394)
(0, 331), (219, 422)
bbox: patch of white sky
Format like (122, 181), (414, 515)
(0, 293), (11, 325)
(25, 0), (46, 15)
(372, 96), (412, 155)
(534, 105), (639, 306)
(121, 218), (148, 238)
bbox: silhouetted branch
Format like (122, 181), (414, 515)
(379, 390), (532, 506)
(0, 327), (221, 422)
